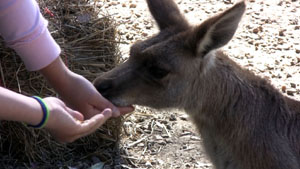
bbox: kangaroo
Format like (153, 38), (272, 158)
(94, 0), (300, 168)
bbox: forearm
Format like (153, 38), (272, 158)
(0, 87), (43, 125)
(39, 57), (78, 103)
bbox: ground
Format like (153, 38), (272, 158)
(99, 0), (300, 168)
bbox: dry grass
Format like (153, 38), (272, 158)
(0, 0), (126, 168)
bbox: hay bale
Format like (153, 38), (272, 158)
(0, 0), (125, 168)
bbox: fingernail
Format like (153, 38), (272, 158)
(103, 108), (112, 117)
(112, 107), (120, 116)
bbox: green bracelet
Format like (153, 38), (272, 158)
(27, 96), (50, 129)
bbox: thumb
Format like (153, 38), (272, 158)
(100, 108), (113, 120)
(78, 108), (113, 136)
(88, 108), (112, 127)
(65, 107), (84, 121)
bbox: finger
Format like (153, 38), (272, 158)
(77, 108), (112, 137)
(57, 109), (113, 143)
(115, 106), (135, 116)
(94, 93), (120, 116)
(65, 107), (84, 121)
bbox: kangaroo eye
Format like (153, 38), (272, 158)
(148, 66), (169, 79)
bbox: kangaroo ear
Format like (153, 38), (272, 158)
(186, 1), (246, 56)
(146, 0), (189, 31)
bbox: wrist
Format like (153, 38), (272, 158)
(39, 57), (75, 97)
(24, 97), (45, 125)
(27, 96), (50, 128)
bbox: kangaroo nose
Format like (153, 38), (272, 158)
(95, 80), (113, 98)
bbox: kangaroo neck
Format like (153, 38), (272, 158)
(184, 53), (254, 131)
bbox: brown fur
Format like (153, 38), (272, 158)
(94, 1), (300, 168)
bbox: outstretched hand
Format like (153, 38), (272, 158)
(58, 72), (134, 119)
(43, 97), (113, 143)
(39, 57), (134, 142)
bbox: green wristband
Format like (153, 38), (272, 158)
(27, 96), (50, 129)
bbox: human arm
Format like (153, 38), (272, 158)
(0, 87), (113, 143)
(0, 0), (60, 71)
(39, 57), (134, 119)
(0, 87), (45, 125)
(0, 0), (134, 119)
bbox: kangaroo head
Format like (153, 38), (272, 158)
(94, 0), (246, 109)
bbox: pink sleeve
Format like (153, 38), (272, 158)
(0, 0), (61, 71)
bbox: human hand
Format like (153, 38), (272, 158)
(40, 57), (134, 119)
(43, 97), (113, 143)
(59, 73), (134, 119)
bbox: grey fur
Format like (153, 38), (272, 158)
(94, 1), (300, 168)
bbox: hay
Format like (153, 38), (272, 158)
(0, 0), (125, 168)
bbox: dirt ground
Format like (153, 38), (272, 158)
(99, 0), (300, 168)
